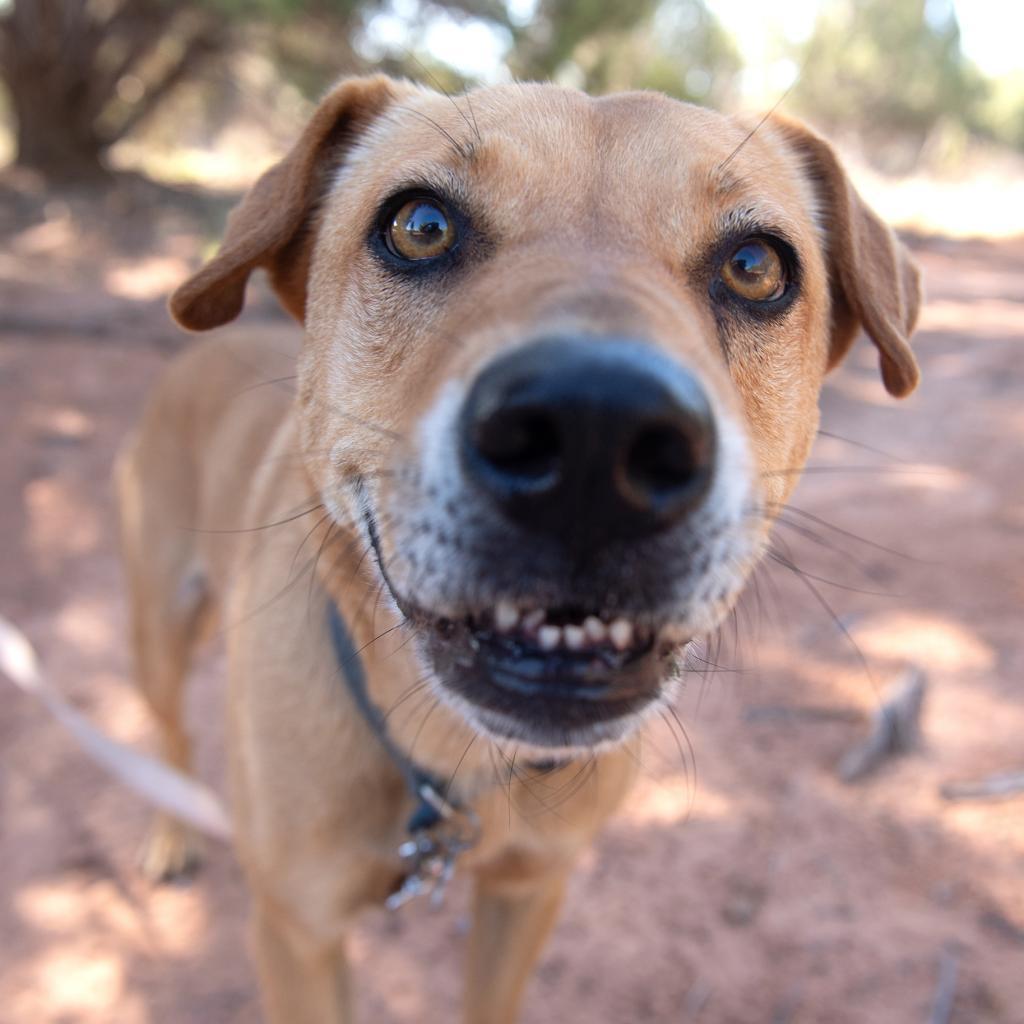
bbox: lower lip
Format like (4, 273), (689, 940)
(476, 633), (657, 701)
(422, 622), (663, 736)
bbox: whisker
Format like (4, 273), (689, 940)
(291, 511), (333, 581)
(505, 745), (519, 829)
(408, 52), (482, 146)
(659, 709), (695, 819)
(185, 500), (323, 535)
(816, 428), (908, 463)
(685, 650), (746, 675)
(748, 566), (768, 643)
(407, 697), (443, 765)
(504, 751), (595, 824)
(766, 502), (923, 562)
(329, 410), (404, 443)
(767, 538), (879, 698)
(750, 556), (793, 642)
(388, 685), (439, 742)
(538, 757), (598, 819)
(766, 516), (877, 575)
(382, 622), (423, 662)
(717, 74), (800, 173)
(346, 621), (407, 667)
(444, 735), (479, 802)
(304, 519), (340, 624)
(767, 548), (894, 597)
(394, 104), (472, 160)
(462, 85), (482, 146)
(381, 675), (435, 727)
(217, 548), (324, 637)
(229, 374), (298, 400)
(487, 745), (515, 828)
(762, 464), (943, 479)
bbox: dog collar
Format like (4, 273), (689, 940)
(326, 602), (480, 909)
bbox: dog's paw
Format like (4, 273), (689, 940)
(138, 814), (204, 883)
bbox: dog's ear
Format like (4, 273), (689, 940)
(771, 116), (922, 397)
(170, 75), (401, 331)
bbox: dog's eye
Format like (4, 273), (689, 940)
(719, 239), (787, 302)
(386, 197), (457, 261)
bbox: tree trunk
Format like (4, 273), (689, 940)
(1, 0), (109, 180)
(8, 66), (108, 180)
(0, 0), (222, 182)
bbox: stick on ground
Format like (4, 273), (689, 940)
(940, 771), (1024, 801)
(838, 667), (927, 783)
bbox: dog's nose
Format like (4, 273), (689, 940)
(459, 337), (716, 549)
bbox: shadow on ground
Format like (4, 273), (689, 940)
(1, 176), (1022, 1023)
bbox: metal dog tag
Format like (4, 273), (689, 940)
(385, 783), (480, 911)
(386, 834), (456, 910)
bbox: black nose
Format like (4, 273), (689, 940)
(459, 337), (716, 551)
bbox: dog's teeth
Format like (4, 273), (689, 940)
(494, 599), (520, 632)
(608, 618), (634, 651)
(538, 625), (562, 651)
(583, 616), (606, 643)
(563, 624), (585, 650)
(522, 609), (546, 631)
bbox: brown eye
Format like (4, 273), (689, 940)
(386, 198), (457, 261)
(720, 239), (786, 302)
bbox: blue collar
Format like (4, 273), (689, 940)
(326, 601), (479, 907)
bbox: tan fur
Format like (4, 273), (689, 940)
(118, 76), (921, 1023)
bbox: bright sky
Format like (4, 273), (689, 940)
(706, 0), (1024, 79)
(949, 0), (1024, 77)
(386, 0), (1023, 87)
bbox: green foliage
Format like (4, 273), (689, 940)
(7, 0), (1023, 178)
(203, 0), (365, 19)
(582, 2), (741, 106)
(793, 0), (987, 150)
(973, 71), (1024, 150)
(506, 0), (739, 107)
(511, 0), (659, 79)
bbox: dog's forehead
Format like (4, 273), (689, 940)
(346, 84), (818, 244)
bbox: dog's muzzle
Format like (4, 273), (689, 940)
(400, 335), (723, 748)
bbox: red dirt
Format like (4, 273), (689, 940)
(1, 176), (1022, 1023)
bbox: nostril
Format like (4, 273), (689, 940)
(460, 336), (719, 544)
(472, 409), (561, 484)
(624, 421), (711, 507)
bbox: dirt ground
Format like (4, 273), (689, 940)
(1, 171), (1022, 1024)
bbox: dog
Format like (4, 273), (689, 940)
(115, 75), (921, 1023)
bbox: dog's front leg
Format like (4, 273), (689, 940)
(252, 898), (355, 1024)
(464, 867), (571, 1024)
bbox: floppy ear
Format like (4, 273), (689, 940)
(771, 116), (922, 397)
(170, 75), (401, 331)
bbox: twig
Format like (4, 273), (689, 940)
(837, 667), (926, 783)
(979, 908), (1024, 946)
(682, 978), (712, 1020)
(926, 944), (960, 1024)
(941, 771), (1024, 802)
(744, 703), (862, 725)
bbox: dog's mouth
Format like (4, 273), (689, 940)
(452, 602), (656, 693)
(363, 507), (683, 749)
(418, 601), (673, 749)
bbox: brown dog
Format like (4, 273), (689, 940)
(115, 75), (921, 1023)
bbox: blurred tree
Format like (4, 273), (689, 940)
(0, 0), (231, 178)
(510, 0), (657, 80)
(792, 0), (986, 167)
(0, 0), (508, 180)
(497, 0), (739, 111)
(0, 0), (745, 181)
(507, 0), (738, 106)
(573, 2), (740, 106)
(973, 71), (1024, 151)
